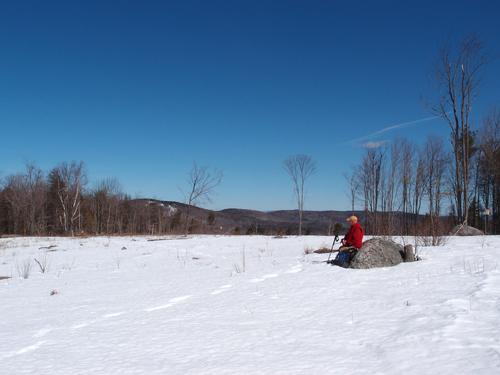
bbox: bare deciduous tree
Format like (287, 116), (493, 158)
(476, 109), (500, 233)
(423, 135), (448, 243)
(24, 163), (46, 235)
(432, 35), (488, 225)
(386, 140), (402, 234)
(399, 139), (414, 235)
(283, 154), (316, 236)
(49, 161), (87, 235)
(182, 163), (223, 235)
(3, 174), (26, 234)
(359, 148), (385, 234)
(90, 178), (123, 234)
(344, 171), (360, 214)
(413, 151), (426, 220)
(2, 163), (46, 235)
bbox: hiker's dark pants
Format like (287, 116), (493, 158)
(333, 246), (358, 268)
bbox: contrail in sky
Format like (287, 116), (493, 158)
(347, 115), (442, 145)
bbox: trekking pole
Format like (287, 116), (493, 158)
(326, 222), (343, 263)
(327, 235), (339, 263)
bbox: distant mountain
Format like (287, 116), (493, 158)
(132, 199), (362, 235)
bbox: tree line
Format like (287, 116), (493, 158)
(345, 36), (500, 237)
(0, 162), (222, 236)
(347, 111), (499, 238)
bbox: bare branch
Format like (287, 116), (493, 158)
(182, 162), (223, 235)
(283, 154), (316, 236)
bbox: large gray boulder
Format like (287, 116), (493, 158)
(450, 225), (484, 236)
(350, 238), (404, 269)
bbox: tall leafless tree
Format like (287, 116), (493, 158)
(359, 148), (384, 234)
(23, 163), (46, 235)
(182, 163), (223, 235)
(422, 136), (448, 242)
(3, 174), (27, 234)
(382, 141), (401, 235)
(90, 178), (123, 234)
(283, 154), (316, 236)
(399, 139), (415, 235)
(2, 164), (46, 235)
(413, 151), (426, 221)
(432, 35), (488, 225)
(344, 170), (360, 214)
(476, 109), (500, 233)
(49, 161), (87, 235)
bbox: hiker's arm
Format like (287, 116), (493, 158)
(342, 228), (352, 245)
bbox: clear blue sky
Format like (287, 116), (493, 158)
(1, 0), (499, 210)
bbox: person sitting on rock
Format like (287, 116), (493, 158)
(331, 215), (364, 267)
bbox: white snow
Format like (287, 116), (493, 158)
(1, 235), (500, 374)
(166, 205), (178, 216)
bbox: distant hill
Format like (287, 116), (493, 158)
(132, 199), (362, 235)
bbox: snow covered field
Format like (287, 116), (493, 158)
(1, 235), (499, 374)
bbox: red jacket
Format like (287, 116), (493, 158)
(342, 222), (364, 249)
